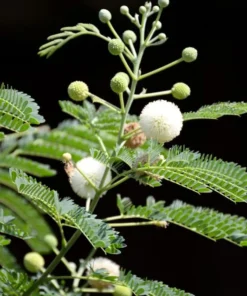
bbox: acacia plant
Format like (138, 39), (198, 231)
(1, 0), (247, 295)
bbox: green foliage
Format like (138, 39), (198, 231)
(10, 169), (125, 254)
(0, 85), (44, 135)
(0, 154), (55, 177)
(0, 209), (31, 241)
(183, 102), (247, 121)
(0, 247), (20, 270)
(130, 145), (247, 202)
(0, 269), (34, 296)
(0, 188), (53, 253)
(38, 23), (102, 58)
(116, 196), (247, 246)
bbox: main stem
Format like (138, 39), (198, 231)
(24, 21), (146, 296)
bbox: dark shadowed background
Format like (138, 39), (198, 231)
(1, 0), (247, 295)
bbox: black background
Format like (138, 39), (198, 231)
(1, 0), (247, 295)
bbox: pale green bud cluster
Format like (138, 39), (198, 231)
(114, 285), (132, 296)
(98, 9), (112, 23)
(120, 6), (129, 15)
(158, 33), (167, 40)
(152, 6), (160, 12)
(122, 30), (137, 44)
(44, 234), (58, 249)
(158, 0), (170, 8)
(139, 6), (147, 14)
(152, 21), (162, 29)
(182, 47), (198, 63)
(110, 72), (130, 94)
(108, 39), (125, 55)
(172, 82), (191, 100)
(23, 252), (45, 273)
(68, 81), (89, 101)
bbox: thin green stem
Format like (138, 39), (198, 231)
(134, 90), (172, 99)
(41, 268), (66, 296)
(23, 229), (82, 296)
(95, 134), (108, 156)
(107, 21), (134, 59)
(52, 247), (75, 275)
(104, 215), (132, 222)
(73, 247), (97, 288)
(119, 93), (125, 113)
(144, 9), (163, 45)
(76, 164), (98, 192)
(86, 198), (91, 212)
(102, 176), (129, 192)
(139, 58), (184, 81)
(128, 39), (137, 58)
(108, 221), (160, 227)
(90, 93), (121, 113)
(75, 288), (114, 293)
(119, 54), (136, 80)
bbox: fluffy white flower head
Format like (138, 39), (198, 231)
(69, 156), (112, 199)
(86, 257), (120, 289)
(139, 100), (183, 143)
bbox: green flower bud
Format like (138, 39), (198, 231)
(182, 47), (198, 63)
(108, 39), (125, 56)
(24, 252), (45, 273)
(44, 234), (58, 249)
(114, 286), (132, 296)
(68, 81), (89, 101)
(120, 6), (129, 15)
(122, 30), (137, 44)
(171, 82), (191, 100)
(139, 6), (147, 14)
(158, 33), (167, 40)
(117, 72), (130, 84)
(110, 73), (129, 94)
(145, 2), (152, 9)
(152, 6), (160, 12)
(99, 9), (112, 23)
(152, 21), (162, 29)
(158, 0), (169, 8)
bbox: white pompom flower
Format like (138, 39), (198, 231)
(139, 100), (183, 144)
(64, 156), (112, 199)
(86, 257), (120, 289)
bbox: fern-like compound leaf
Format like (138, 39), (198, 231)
(0, 85), (44, 134)
(10, 169), (125, 254)
(183, 101), (247, 121)
(38, 23), (103, 58)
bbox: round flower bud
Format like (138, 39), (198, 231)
(120, 6), (129, 15)
(67, 156), (112, 199)
(124, 122), (146, 149)
(158, 33), (167, 40)
(44, 234), (58, 249)
(139, 6), (147, 14)
(139, 100), (183, 143)
(110, 73), (129, 94)
(108, 39), (125, 56)
(182, 47), (198, 63)
(24, 252), (45, 273)
(62, 152), (72, 162)
(99, 9), (112, 23)
(68, 81), (89, 101)
(86, 257), (120, 289)
(117, 72), (130, 85)
(171, 82), (191, 100)
(114, 285), (132, 296)
(152, 21), (162, 30)
(122, 30), (137, 44)
(152, 6), (160, 12)
(158, 0), (170, 8)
